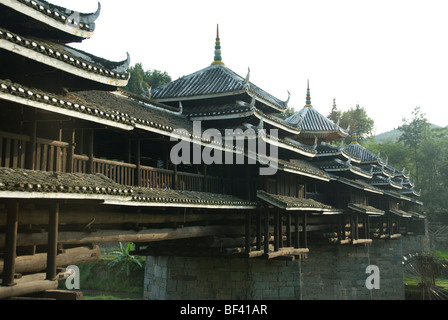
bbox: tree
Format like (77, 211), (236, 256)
(398, 106), (430, 185)
(339, 104), (375, 144)
(124, 63), (172, 97)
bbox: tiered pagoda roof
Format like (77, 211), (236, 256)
(285, 82), (350, 141)
(0, 0), (101, 43)
(152, 26), (290, 115)
(0, 0), (130, 91)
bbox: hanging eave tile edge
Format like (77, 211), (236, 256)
(0, 31), (129, 87)
(1, 0), (97, 39)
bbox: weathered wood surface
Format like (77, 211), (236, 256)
(0, 225), (245, 247)
(0, 210), (245, 226)
(0, 246), (100, 274)
(0, 273), (58, 299)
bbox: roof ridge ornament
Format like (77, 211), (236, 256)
(305, 80), (312, 107)
(211, 24), (225, 66)
(243, 67), (251, 87)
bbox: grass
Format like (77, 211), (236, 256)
(59, 243), (146, 300)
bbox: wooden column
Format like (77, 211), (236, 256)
(245, 212), (251, 254)
(66, 128), (75, 173)
(274, 209), (280, 252)
(294, 214), (300, 249)
(256, 210), (262, 251)
(301, 213), (308, 248)
(87, 129), (94, 174)
(2, 202), (19, 286)
(173, 164), (178, 190)
(46, 203), (59, 281)
(264, 209), (269, 254)
(278, 212), (283, 248)
(135, 136), (141, 187)
(285, 212), (292, 247)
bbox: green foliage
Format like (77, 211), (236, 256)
(124, 62), (172, 96)
(327, 103), (375, 144)
(108, 242), (143, 277)
(370, 106), (448, 218)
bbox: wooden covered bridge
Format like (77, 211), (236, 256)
(0, 0), (426, 300)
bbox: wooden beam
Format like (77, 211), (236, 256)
(46, 203), (59, 281)
(2, 202), (19, 287)
(0, 225), (245, 247)
(0, 273), (59, 299)
(0, 210), (246, 226)
(0, 246), (100, 275)
(262, 247), (309, 260)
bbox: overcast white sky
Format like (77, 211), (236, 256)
(50, 0), (448, 134)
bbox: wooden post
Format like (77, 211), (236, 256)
(264, 209), (269, 254)
(87, 129), (94, 174)
(173, 164), (178, 190)
(135, 136), (141, 187)
(274, 209), (279, 252)
(2, 202), (19, 286)
(46, 203), (59, 281)
(245, 212), (251, 254)
(279, 211), (283, 248)
(301, 213), (308, 248)
(66, 128), (75, 173)
(294, 214), (300, 249)
(285, 212), (291, 247)
(256, 210), (262, 251)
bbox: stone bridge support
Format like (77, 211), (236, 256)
(143, 235), (428, 300)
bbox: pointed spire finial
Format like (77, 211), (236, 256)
(305, 79), (312, 107)
(211, 24), (225, 66)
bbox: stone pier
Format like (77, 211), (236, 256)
(143, 235), (427, 300)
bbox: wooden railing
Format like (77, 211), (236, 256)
(0, 131), (68, 172)
(73, 155), (225, 193)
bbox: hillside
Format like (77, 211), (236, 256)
(375, 124), (441, 143)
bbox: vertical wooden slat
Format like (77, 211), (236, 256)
(12, 139), (19, 168)
(41, 144), (48, 171)
(5, 138), (11, 168)
(48, 145), (54, 172)
(35, 143), (41, 170)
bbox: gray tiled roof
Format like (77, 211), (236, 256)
(151, 65), (289, 112)
(285, 107), (349, 139)
(5, 0), (101, 34)
(0, 167), (257, 208)
(257, 190), (341, 212)
(343, 143), (381, 164)
(0, 167), (132, 196)
(0, 28), (130, 82)
(131, 188), (257, 208)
